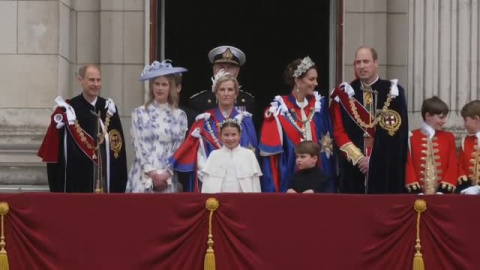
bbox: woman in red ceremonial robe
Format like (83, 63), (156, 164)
(258, 57), (336, 192)
(170, 70), (258, 192)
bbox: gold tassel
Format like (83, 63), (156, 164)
(0, 202), (10, 270)
(204, 198), (219, 270)
(413, 199), (426, 270)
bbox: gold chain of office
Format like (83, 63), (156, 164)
(349, 92), (393, 129)
(205, 120), (223, 149)
(285, 107), (315, 137)
(74, 114), (112, 150)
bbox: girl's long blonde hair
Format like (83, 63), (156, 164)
(144, 73), (182, 109)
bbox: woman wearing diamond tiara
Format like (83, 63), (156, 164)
(259, 57), (336, 192)
(170, 70), (258, 192)
(126, 60), (188, 193)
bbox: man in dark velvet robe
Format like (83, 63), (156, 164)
(330, 47), (408, 194)
(38, 65), (128, 193)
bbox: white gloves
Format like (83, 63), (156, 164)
(417, 192), (443, 195)
(105, 98), (117, 116)
(54, 96), (77, 125)
(461, 185), (480, 195)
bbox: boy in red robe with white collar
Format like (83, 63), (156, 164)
(459, 100), (480, 194)
(405, 96), (457, 194)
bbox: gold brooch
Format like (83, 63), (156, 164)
(222, 48), (234, 61)
(108, 129), (123, 158)
(378, 109), (401, 136)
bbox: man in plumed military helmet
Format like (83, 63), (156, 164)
(188, 45), (255, 115)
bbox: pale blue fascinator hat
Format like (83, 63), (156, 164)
(139, 60), (187, 81)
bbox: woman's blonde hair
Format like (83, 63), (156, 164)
(144, 73), (182, 109)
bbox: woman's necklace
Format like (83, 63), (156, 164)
(205, 108), (234, 149)
(220, 107), (232, 118)
(285, 103), (315, 140)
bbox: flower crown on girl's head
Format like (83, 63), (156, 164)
(219, 118), (242, 131)
(293, 56), (315, 78)
(211, 69), (233, 92)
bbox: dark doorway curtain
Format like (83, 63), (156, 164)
(159, 0), (330, 125)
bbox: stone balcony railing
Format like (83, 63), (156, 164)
(0, 126), (49, 192)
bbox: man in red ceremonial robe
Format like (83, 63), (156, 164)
(37, 65), (128, 193)
(330, 47), (409, 194)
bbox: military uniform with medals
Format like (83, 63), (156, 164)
(188, 46), (255, 115)
(330, 77), (409, 194)
(188, 88), (255, 115)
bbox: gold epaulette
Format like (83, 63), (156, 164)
(189, 90), (208, 99)
(239, 89), (255, 98)
(406, 182), (421, 193)
(339, 142), (364, 165)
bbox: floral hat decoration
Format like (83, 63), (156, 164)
(210, 69), (233, 92)
(139, 60), (187, 81)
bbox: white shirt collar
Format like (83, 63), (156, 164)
(421, 122), (435, 139)
(82, 93), (97, 106)
(90, 97), (98, 106)
(476, 131), (480, 141)
(362, 75), (379, 87)
(296, 99), (308, 109)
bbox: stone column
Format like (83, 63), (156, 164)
(0, 0), (74, 191)
(0, 0), (146, 191)
(99, 0), (145, 169)
(343, 0), (388, 80)
(386, 0), (408, 100)
(407, 0), (480, 131)
(72, 0), (101, 93)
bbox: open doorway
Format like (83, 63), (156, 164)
(156, 0), (333, 123)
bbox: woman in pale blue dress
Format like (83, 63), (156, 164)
(126, 60), (188, 193)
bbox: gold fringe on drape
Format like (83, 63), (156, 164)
(204, 198), (219, 270)
(0, 202), (9, 270)
(413, 199), (426, 270)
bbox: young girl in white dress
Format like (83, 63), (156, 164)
(126, 60), (188, 193)
(200, 119), (262, 193)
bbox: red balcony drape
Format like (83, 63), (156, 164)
(0, 193), (477, 269)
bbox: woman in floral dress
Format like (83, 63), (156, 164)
(126, 60), (188, 193)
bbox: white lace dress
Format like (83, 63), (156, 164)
(126, 102), (187, 193)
